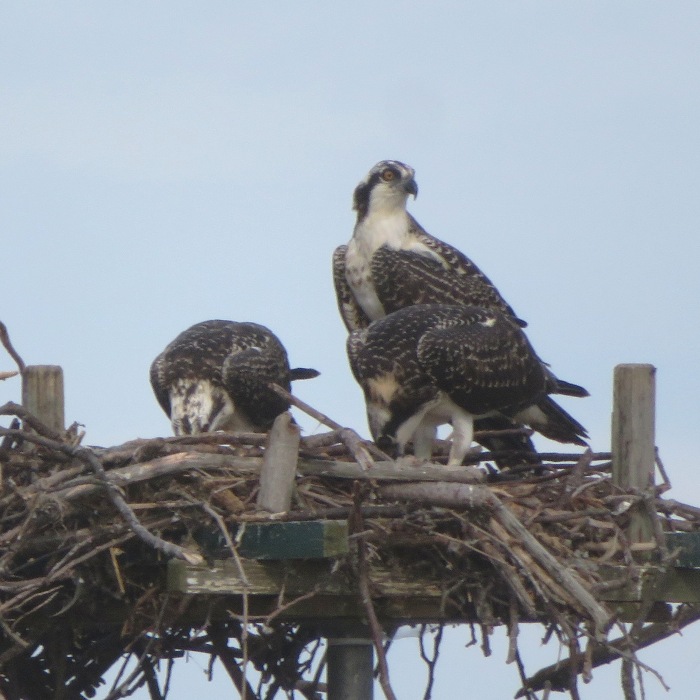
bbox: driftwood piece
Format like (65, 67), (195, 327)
(380, 482), (491, 509)
(300, 458), (485, 484)
(56, 453), (262, 500)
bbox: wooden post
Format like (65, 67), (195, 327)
(327, 628), (374, 700)
(257, 415), (373, 697)
(256, 412), (300, 513)
(21, 365), (65, 433)
(611, 363), (656, 547)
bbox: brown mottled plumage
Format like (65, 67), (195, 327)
(333, 160), (526, 333)
(334, 160), (588, 463)
(150, 320), (318, 435)
(347, 305), (587, 466)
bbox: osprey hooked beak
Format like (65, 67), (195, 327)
(404, 177), (418, 199)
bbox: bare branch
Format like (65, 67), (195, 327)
(0, 321), (25, 373)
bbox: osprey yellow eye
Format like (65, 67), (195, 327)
(381, 169), (395, 182)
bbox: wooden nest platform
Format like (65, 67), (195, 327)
(1, 365), (700, 700)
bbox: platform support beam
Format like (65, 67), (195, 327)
(327, 629), (374, 700)
(256, 411), (372, 697)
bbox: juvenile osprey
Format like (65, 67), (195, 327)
(333, 159), (526, 332)
(347, 305), (588, 466)
(334, 160), (588, 460)
(150, 320), (319, 435)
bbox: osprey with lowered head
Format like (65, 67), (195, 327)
(347, 304), (588, 466)
(150, 320), (318, 436)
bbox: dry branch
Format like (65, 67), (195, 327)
(519, 605), (700, 696)
(351, 487), (397, 700)
(380, 482), (611, 634)
(0, 322), (25, 373)
(269, 382), (381, 466)
(1, 395), (698, 700)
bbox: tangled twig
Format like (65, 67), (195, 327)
(1, 397), (699, 700)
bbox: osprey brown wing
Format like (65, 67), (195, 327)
(333, 245), (372, 332)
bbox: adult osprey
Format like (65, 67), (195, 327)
(347, 305), (588, 466)
(150, 320), (318, 435)
(333, 159), (526, 332)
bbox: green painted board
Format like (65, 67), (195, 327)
(193, 520), (349, 560)
(238, 520), (349, 559)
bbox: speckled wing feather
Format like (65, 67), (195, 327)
(149, 320), (315, 434)
(347, 305), (587, 458)
(370, 215), (527, 327)
(149, 356), (172, 417)
(150, 320), (239, 416)
(416, 307), (544, 414)
(346, 315), (441, 440)
(416, 307), (588, 445)
(333, 245), (372, 331)
(347, 310), (540, 465)
(221, 323), (293, 430)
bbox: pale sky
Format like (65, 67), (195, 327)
(2, 3), (700, 698)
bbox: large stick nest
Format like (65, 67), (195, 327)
(1, 401), (699, 700)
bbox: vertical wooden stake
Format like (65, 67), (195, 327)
(611, 363), (656, 547)
(21, 365), (65, 433)
(257, 412), (300, 513)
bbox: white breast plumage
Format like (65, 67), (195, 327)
(345, 210), (441, 322)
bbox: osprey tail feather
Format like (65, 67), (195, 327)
(552, 377), (589, 398)
(516, 396), (589, 446)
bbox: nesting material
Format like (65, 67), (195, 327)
(0, 401), (698, 700)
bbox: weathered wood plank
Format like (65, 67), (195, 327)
(157, 593), (469, 625)
(167, 558), (443, 598)
(598, 529), (700, 605)
(599, 564), (700, 604)
(166, 558), (693, 624)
